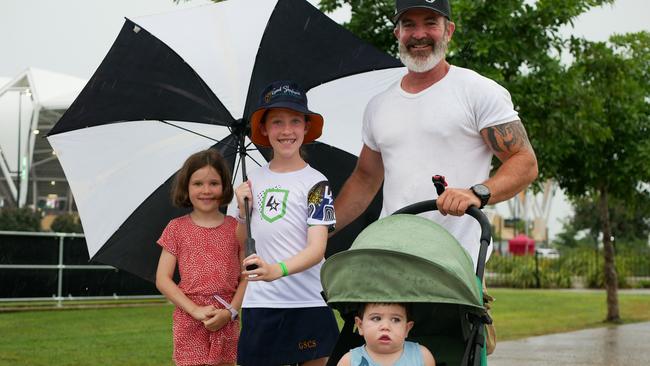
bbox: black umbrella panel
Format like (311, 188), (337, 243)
(47, 0), (405, 282)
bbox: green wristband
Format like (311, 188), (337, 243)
(278, 261), (289, 277)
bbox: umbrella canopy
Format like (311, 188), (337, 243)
(321, 214), (483, 310)
(47, 0), (405, 282)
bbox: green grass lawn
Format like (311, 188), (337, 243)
(489, 289), (650, 341)
(0, 289), (649, 365)
(0, 306), (175, 366)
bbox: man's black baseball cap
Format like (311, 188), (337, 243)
(393, 0), (452, 23)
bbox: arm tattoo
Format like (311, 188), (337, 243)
(486, 120), (531, 154)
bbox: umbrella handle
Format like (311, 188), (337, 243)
(243, 197), (258, 271)
(245, 238), (258, 271)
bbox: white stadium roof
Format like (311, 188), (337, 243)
(0, 68), (85, 208)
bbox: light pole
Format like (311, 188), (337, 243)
(16, 88), (31, 208)
(17, 89), (22, 207)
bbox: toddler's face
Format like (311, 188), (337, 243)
(355, 303), (414, 355)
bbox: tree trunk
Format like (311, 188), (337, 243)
(599, 187), (620, 322)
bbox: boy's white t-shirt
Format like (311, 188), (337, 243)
(362, 65), (518, 269)
(238, 164), (335, 308)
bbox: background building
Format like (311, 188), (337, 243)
(0, 68), (85, 213)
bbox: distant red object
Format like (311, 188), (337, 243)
(508, 234), (535, 256)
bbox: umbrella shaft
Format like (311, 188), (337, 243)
(239, 135), (257, 270)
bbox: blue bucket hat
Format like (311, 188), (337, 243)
(250, 80), (324, 147)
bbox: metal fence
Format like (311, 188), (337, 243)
(486, 246), (650, 289)
(0, 231), (161, 305)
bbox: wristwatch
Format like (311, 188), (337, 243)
(470, 184), (491, 209)
(226, 306), (239, 321)
(213, 294), (239, 321)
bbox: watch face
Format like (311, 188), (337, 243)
(473, 184), (489, 196)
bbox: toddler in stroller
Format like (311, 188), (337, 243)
(337, 302), (435, 365)
(321, 202), (492, 366)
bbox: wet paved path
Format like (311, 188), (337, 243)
(489, 321), (650, 365)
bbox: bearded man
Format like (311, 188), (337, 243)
(331, 0), (538, 360)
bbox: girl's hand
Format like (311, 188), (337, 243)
(235, 181), (253, 214)
(203, 309), (231, 331)
(190, 304), (218, 321)
(242, 254), (282, 282)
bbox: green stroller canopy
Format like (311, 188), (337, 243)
(322, 214), (483, 310)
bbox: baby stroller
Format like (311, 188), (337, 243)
(321, 198), (492, 366)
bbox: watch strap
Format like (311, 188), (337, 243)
(213, 294), (238, 321)
(227, 307), (239, 321)
(470, 184), (490, 209)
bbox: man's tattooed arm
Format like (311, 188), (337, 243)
(478, 120), (538, 203)
(483, 120), (533, 159)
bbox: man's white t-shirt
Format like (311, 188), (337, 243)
(238, 164), (335, 308)
(362, 65), (519, 269)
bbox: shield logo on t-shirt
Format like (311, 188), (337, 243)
(261, 188), (289, 223)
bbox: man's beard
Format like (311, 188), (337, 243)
(398, 33), (448, 73)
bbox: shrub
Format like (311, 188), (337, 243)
(0, 207), (41, 232)
(556, 248), (597, 276)
(50, 213), (83, 233)
(585, 264), (630, 289)
(487, 253), (526, 274)
(545, 269), (573, 288)
(617, 247), (650, 276)
(486, 246), (649, 289)
(508, 260), (538, 289)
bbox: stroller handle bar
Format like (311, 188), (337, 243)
(392, 200), (492, 282)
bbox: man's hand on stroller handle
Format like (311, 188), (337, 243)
(436, 188), (482, 216)
(432, 175), (481, 216)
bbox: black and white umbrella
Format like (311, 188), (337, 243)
(47, 0), (405, 282)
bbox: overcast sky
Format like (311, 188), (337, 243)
(1, 0), (647, 79)
(0, 0), (647, 239)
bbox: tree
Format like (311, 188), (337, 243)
(551, 32), (650, 322)
(554, 191), (650, 250)
(569, 192), (650, 247)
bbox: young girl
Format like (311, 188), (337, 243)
(156, 149), (246, 366)
(235, 80), (338, 366)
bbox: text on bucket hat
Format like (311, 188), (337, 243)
(393, 0), (452, 23)
(250, 81), (324, 147)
